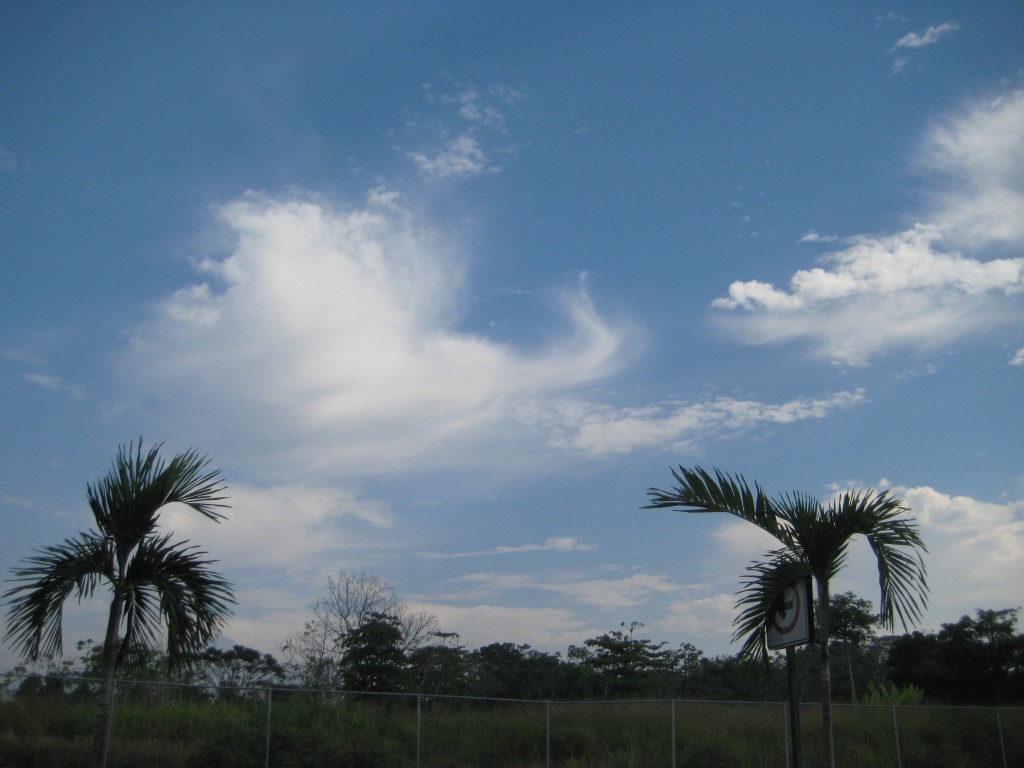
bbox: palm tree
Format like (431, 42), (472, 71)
(3, 440), (235, 768)
(646, 466), (927, 768)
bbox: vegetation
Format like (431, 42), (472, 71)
(829, 591), (879, 703)
(860, 681), (924, 706)
(3, 599), (1023, 766)
(0, 688), (1020, 767)
(2, 440), (234, 768)
(886, 608), (1024, 704)
(646, 465), (929, 767)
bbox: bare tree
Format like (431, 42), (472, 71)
(281, 571), (438, 689)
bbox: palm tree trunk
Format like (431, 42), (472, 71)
(91, 589), (124, 768)
(817, 577), (835, 768)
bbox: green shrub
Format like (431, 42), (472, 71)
(861, 681), (925, 706)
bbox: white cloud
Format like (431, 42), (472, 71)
(798, 231), (840, 244)
(411, 546), (688, 655)
(521, 389), (866, 456)
(897, 484), (1024, 617)
(420, 536), (596, 559)
(920, 90), (1024, 248)
(891, 22), (959, 51)
(0, 148), (17, 172)
(159, 483), (395, 579)
(405, 80), (525, 179)
(23, 373), (86, 399)
(2, 349), (43, 365)
(712, 89), (1024, 365)
(408, 133), (499, 179)
(1010, 347), (1024, 366)
(453, 570), (682, 610)
(439, 84), (524, 130)
(890, 58), (910, 75)
(660, 592), (739, 641)
(122, 189), (637, 479)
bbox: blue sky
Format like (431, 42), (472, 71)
(2, 2), (1023, 670)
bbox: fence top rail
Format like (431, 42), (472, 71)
(4, 672), (1024, 712)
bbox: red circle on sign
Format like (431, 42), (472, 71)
(772, 584), (801, 634)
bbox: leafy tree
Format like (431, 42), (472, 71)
(692, 653), (785, 701)
(887, 608), (1024, 703)
(341, 612), (406, 693)
(71, 638), (189, 703)
(470, 642), (566, 700)
(191, 645), (286, 699)
(2, 440), (234, 768)
(567, 622), (687, 698)
(828, 592), (879, 703)
(9, 656), (76, 699)
(667, 641), (706, 698)
(647, 466), (928, 768)
(408, 642), (472, 697)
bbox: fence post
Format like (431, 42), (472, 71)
(106, 679), (118, 763)
(996, 707), (1008, 768)
(264, 688), (272, 768)
(417, 695), (422, 768)
(671, 700), (677, 768)
(546, 701), (551, 768)
(891, 705), (902, 768)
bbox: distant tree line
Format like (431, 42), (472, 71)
(12, 573), (1016, 709)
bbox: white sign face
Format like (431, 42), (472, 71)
(766, 578), (813, 650)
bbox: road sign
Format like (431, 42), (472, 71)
(767, 577), (813, 650)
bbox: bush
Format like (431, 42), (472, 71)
(861, 681), (924, 706)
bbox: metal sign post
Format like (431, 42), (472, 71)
(767, 577), (814, 768)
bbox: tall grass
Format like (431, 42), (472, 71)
(1, 691), (1020, 767)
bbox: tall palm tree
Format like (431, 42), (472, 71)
(3, 440), (235, 768)
(646, 466), (927, 768)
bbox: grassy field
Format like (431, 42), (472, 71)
(1, 692), (1021, 767)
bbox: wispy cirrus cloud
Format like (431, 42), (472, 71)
(519, 389), (866, 456)
(713, 88), (1024, 366)
(891, 22), (959, 51)
(798, 231), (841, 244)
(23, 373), (85, 399)
(403, 79), (526, 179)
(0, 148), (17, 172)
(420, 536), (596, 559)
(452, 570), (682, 610)
(407, 133), (497, 179)
(888, 21), (959, 74)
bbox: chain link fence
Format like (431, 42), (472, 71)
(1, 674), (1021, 767)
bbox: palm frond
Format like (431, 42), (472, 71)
(645, 466), (779, 538)
(87, 440), (229, 558)
(162, 448), (229, 521)
(732, 549), (811, 664)
(2, 533), (113, 661)
(125, 533), (235, 669)
(828, 490), (928, 630)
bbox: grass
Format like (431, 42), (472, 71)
(1, 692), (1021, 767)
